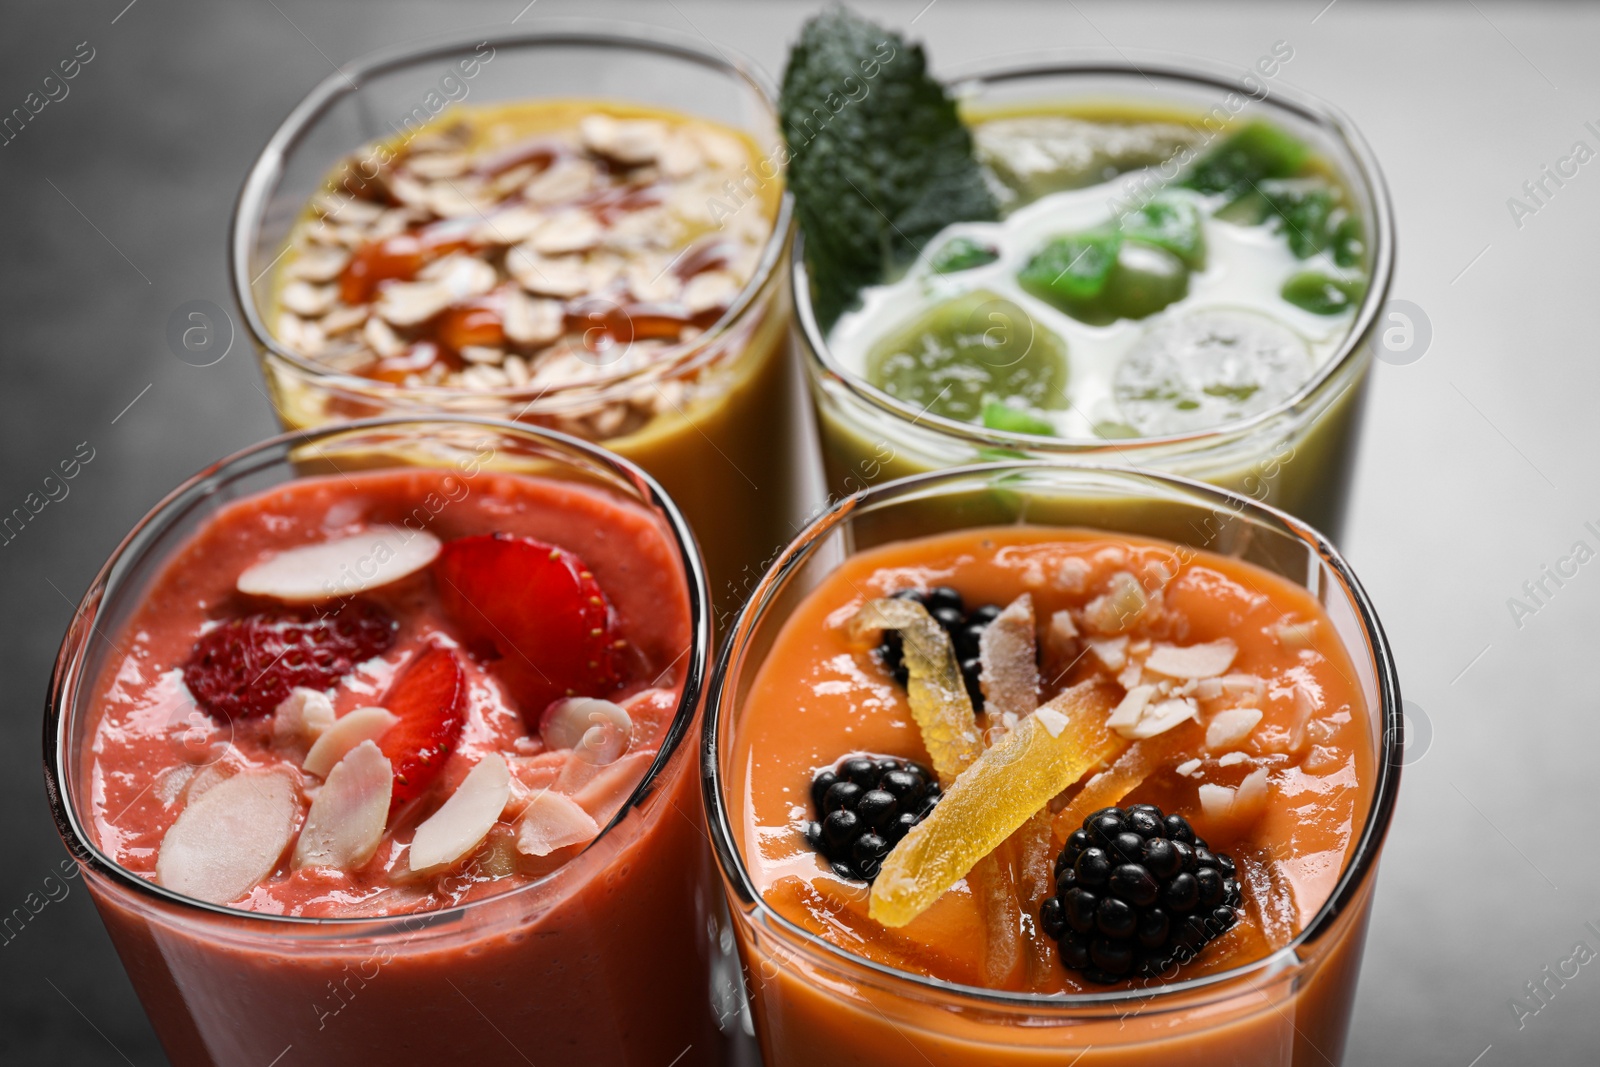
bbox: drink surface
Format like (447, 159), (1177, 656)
(730, 526), (1373, 993)
(826, 104), (1368, 442)
(82, 467), (692, 917)
(270, 98), (782, 437)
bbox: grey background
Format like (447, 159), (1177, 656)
(0, 0), (1592, 1063)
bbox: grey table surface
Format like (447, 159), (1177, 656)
(1, 0), (1594, 1063)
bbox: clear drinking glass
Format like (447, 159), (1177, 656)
(44, 417), (721, 1067)
(800, 53), (1396, 541)
(704, 462), (1402, 1065)
(231, 23), (798, 619)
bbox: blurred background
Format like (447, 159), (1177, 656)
(2, 1), (1595, 1063)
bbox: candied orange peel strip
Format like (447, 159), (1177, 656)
(850, 598), (983, 783)
(869, 681), (1124, 928)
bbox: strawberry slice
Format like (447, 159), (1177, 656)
(183, 601), (396, 720)
(378, 645), (468, 810)
(433, 534), (624, 723)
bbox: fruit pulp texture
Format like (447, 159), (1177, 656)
(730, 527), (1373, 994)
(827, 102), (1364, 441)
(262, 99), (798, 621)
(77, 468), (726, 1064)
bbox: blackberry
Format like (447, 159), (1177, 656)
(1042, 804), (1242, 984)
(877, 587), (1001, 711)
(802, 754), (942, 881)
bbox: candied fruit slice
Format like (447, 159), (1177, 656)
(869, 681), (1123, 928)
(850, 599), (983, 784)
(977, 593), (1041, 729)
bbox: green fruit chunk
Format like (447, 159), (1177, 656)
(981, 401), (1056, 436)
(930, 236), (1000, 274)
(1113, 309), (1313, 435)
(1184, 120), (1311, 198)
(1121, 196), (1205, 269)
(1103, 243), (1189, 321)
(1332, 215), (1365, 268)
(1258, 179), (1338, 258)
(1281, 271), (1365, 315)
(1018, 230), (1122, 305)
(865, 291), (1068, 424)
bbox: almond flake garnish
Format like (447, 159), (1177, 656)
(156, 771), (298, 905)
(294, 740), (391, 870)
(1175, 758), (1203, 778)
(1199, 767), (1270, 827)
(541, 697), (633, 767)
(1125, 697), (1199, 740)
(516, 790), (601, 857)
(1086, 635), (1129, 672)
(272, 687), (336, 745)
(303, 706), (399, 778)
(1144, 639), (1238, 680)
(236, 527), (441, 604)
(1206, 707), (1264, 751)
(409, 754), (512, 872)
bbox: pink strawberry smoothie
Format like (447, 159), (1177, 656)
(73, 467), (723, 1065)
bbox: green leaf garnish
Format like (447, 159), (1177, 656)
(981, 401), (1056, 436)
(930, 236), (1000, 274)
(781, 8), (999, 330)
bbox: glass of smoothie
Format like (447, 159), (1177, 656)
(705, 462), (1401, 1065)
(44, 416), (724, 1066)
(231, 24), (797, 619)
(798, 53), (1395, 539)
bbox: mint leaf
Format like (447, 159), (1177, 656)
(781, 8), (998, 329)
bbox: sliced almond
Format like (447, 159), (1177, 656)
(405, 152), (470, 180)
(515, 789), (601, 857)
(156, 771), (298, 905)
(507, 247), (589, 297)
(1086, 635), (1129, 672)
(409, 754), (511, 872)
(376, 280), (454, 327)
(1127, 697), (1198, 740)
(363, 314), (406, 358)
(502, 289), (564, 346)
(530, 210), (601, 255)
(304, 706), (399, 778)
(286, 245), (350, 283)
(523, 158), (599, 204)
(541, 697), (632, 766)
(1174, 758), (1203, 778)
(1217, 750), (1249, 767)
(420, 253), (498, 301)
(477, 204), (546, 245)
(1082, 572), (1151, 635)
(460, 344), (505, 365)
(237, 526), (441, 604)
(570, 749), (653, 827)
(319, 304), (368, 337)
(657, 131), (703, 178)
(681, 270), (739, 315)
(1206, 707), (1264, 751)
(1194, 673), (1266, 705)
(1145, 639), (1239, 680)
(272, 687), (337, 745)
(294, 740), (392, 869)
(1106, 683), (1157, 733)
(279, 281), (336, 318)
(580, 115), (666, 165)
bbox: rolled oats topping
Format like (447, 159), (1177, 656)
(271, 103), (781, 406)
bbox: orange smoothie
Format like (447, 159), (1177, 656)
(724, 526), (1380, 1063)
(66, 465), (722, 1065)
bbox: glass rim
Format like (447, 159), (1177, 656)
(229, 19), (795, 408)
(43, 414), (712, 929)
(701, 459), (1403, 1009)
(794, 49), (1397, 455)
